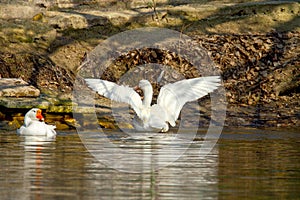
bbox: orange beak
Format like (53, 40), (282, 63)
(36, 109), (44, 121)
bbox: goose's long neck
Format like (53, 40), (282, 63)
(142, 85), (153, 107)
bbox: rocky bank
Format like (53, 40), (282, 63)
(0, 0), (299, 130)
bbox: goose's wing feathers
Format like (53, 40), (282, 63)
(157, 76), (221, 126)
(85, 79), (143, 117)
(46, 124), (57, 137)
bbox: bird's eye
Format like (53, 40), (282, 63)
(33, 110), (36, 113)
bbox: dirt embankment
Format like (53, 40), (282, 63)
(0, 0), (299, 129)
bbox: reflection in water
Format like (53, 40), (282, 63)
(21, 136), (56, 200)
(84, 141), (218, 199)
(0, 129), (299, 199)
(78, 129), (207, 173)
(0, 134), (56, 200)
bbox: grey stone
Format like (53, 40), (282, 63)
(0, 78), (40, 97)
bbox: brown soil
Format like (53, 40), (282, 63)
(0, 0), (299, 129)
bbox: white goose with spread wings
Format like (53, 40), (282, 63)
(85, 76), (220, 132)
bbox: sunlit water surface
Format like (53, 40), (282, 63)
(0, 128), (299, 199)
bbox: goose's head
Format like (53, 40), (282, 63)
(135, 80), (153, 106)
(134, 80), (153, 96)
(25, 108), (44, 123)
(138, 80), (152, 90)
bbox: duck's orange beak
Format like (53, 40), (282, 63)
(36, 109), (44, 121)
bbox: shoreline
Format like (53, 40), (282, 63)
(0, 1), (299, 130)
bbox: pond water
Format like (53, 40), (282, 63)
(0, 128), (299, 199)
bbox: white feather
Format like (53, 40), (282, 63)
(85, 79), (143, 118)
(85, 76), (220, 132)
(157, 76), (220, 126)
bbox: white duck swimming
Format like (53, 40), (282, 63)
(85, 76), (221, 132)
(17, 108), (56, 137)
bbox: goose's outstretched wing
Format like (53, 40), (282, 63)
(157, 76), (221, 126)
(85, 79), (143, 117)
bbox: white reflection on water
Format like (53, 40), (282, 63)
(78, 126), (221, 174)
(83, 134), (219, 199)
(20, 135), (56, 200)
(81, 132), (191, 173)
(21, 135), (56, 148)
